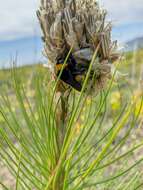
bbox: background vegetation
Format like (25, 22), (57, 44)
(0, 49), (143, 190)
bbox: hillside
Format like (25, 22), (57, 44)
(126, 36), (143, 51)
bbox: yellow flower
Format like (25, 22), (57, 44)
(86, 98), (92, 105)
(75, 123), (84, 135)
(110, 91), (121, 111)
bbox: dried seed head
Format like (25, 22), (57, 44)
(38, 0), (120, 93)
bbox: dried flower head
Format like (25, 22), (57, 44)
(37, 0), (119, 93)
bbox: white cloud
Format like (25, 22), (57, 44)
(0, 0), (40, 41)
(101, 0), (143, 25)
(0, 0), (143, 41)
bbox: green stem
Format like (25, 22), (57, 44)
(49, 90), (70, 190)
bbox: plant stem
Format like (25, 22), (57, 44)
(52, 89), (70, 190)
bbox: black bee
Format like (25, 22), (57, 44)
(56, 53), (86, 91)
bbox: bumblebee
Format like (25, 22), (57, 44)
(56, 53), (86, 91)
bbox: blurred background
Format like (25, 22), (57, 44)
(0, 0), (143, 68)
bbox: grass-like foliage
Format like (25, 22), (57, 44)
(0, 59), (143, 190)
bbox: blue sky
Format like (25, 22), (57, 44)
(0, 0), (143, 67)
(0, 37), (43, 68)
